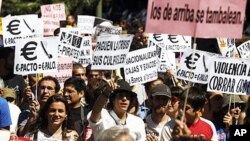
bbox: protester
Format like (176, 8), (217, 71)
(88, 69), (104, 80)
(72, 63), (88, 84)
(167, 86), (183, 119)
(24, 94), (78, 140)
(18, 76), (60, 136)
(203, 92), (227, 141)
(63, 77), (91, 141)
(145, 83), (172, 141)
(160, 86), (218, 141)
(0, 96), (12, 141)
(222, 94), (246, 125)
(66, 14), (77, 28)
(2, 88), (21, 133)
(88, 79), (146, 141)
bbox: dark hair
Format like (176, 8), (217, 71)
(128, 96), (139, 115)
(171, 86), (184, 98)
(29, 94), (72, 140)
(38, 76), (61, 93)
(0, 47), (14, 59)
(107, 91), (137, 111)
(64, 77), (87, 94)
(180, 86), (206, 111)
(73, 62), (84, 70)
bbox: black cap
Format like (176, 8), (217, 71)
(151, 84), (171, 98)
(111, 79), (137, 96)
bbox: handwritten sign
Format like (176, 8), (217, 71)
(41, 3), (66, 36)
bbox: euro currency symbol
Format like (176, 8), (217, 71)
(185, 53), (200, 70)
(7, 20), (21, 35)
(153, 34), (163, 42)
(168, 35), (178, 43)
(21, 41), (37, 61)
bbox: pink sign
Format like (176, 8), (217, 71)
(43, 57), (72, 89)
(41, 3), (66, 36)
(146, 0), (246, 38)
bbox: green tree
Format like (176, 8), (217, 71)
(1, 0), (103, 17)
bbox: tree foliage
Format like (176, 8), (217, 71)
(1, 0), (101, 17)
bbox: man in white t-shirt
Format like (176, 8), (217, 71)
(88, 79), (146, 141)
(145, 83), (172, 141)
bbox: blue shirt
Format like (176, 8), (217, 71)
(0, 97), (12, 128)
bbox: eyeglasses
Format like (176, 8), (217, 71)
(39, 86), (55, 91)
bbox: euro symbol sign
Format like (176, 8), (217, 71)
(153, 34), (163, 42)
(21, 41), (37, 61)
(168, 35), (178, 43)
(7, 20), (21, 35)
(185, 53), (200, 70)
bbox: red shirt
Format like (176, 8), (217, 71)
(189, 117), (213, 140)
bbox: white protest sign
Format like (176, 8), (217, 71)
(78, 36), (92, 67)
(41, 3), (66, 36)
(148, 33), (191, 52)
(125, 46), (158, 85)
(148, 41), (176, 72)
(236, 40), (250, 59)
(43, 56), (73, 89)
(14, 37), (58, 75)
(60, 27), (81, 35)
(176, 49), (218, 84)
(207, 57), (250, 95)
(92, 34), (134, 70)
(217, 38), (236, 57)
(95, 25), (122, 36)
(58, 30), (92, 65)
(77, 15), (95, 34)
(158, 49), (176, 72)
(2, 14), (43, 47)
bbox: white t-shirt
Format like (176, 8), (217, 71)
(88, 109), (146, 141)
(0, 130), (10, 141)
(8, 103), (21, 133)
(145, 114), (171, 140)
(25, 130), (62, 141)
